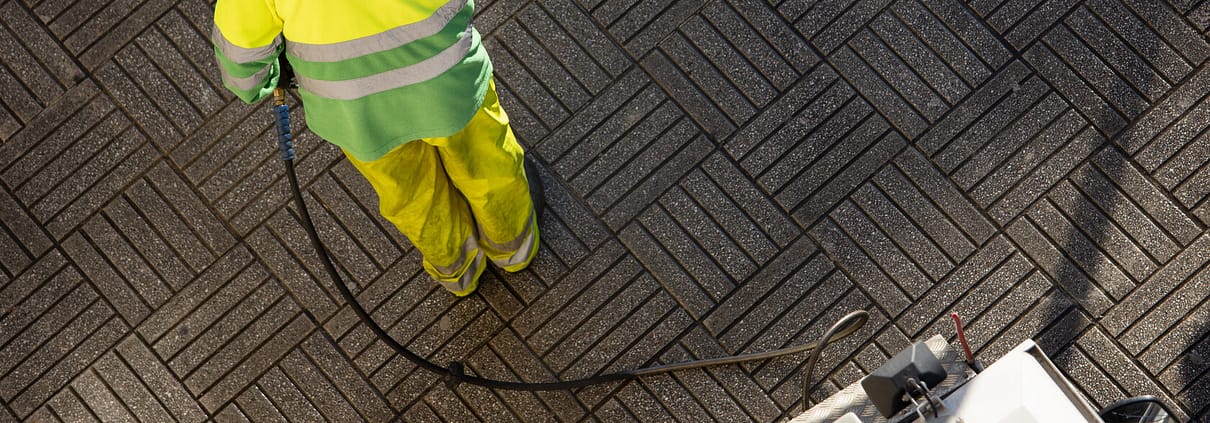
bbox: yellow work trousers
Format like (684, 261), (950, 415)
(345, 81), (538, 296)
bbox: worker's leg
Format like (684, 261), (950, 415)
(431, 80), (539, 272)
(344, 141), (486, 296)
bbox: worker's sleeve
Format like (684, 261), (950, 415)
(212, 0), (283, 103)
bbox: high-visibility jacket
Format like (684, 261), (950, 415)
(213, 0), (491, 162)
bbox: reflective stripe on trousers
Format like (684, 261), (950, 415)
(344, 80), (537, 295)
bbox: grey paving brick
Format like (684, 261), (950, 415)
(831, 200), (934, 297)
(618, 221), (715, 319)
(871, 9), (968, 105)
(679, 170), (777, 266)
(1064, 7), (1172, 103)
(700, 153), (801, 248)
(1079, 0), (1200, 87)
(879, 162), (982, 258)
(918, 0), (1013, 69)
(641, 49), (735, 140)
(115, 335), (206, 423)
(1042, 23), (1148, 120)
(0, 189), (51, 276)
(22, 112), (135, 216)
(235, 385), (288, 422)
(811, 217), (910, 316)
(91, 352), (174, 423)
(543, 272), (657, 372)
(707, 0), (816, 83)
(734, 268), (852, 360)
(257, 366), (328, 422)
(600, 0), (703, 56)
(643, 198), (737, 296)
(601, 133), (713, 230)
(1047, 181), (1158, 281)
(3, 94), (115, 194)
(45, 389), (99, 423)
(565, 292), (691, 380)
(829, 46), (928, 138)
(1027, 199), (1137, 299)
(899, 235), (1018, 335)
(153, 9), (226, 115)
(951, 90), (1066, 189)
(198, 313), (312, 413)
(852, 183), (954, 279)
(661, 29), (760, 126)
(486, 329), (587, 421)
(734, 67), (852, 176)
(788, 130), (905, 228)
(702, 237), (816, 333)
(300, 332), (394, 421)
(215, 404), (253, 423)
(1137, 288), (1205, 372)
(59, 233), (150, 325)
(45, 141), (157, 240)
(572, 104), (685, 197)
(0, 4), (67, 110)
(1091, 147), (1202, 245)
(849, 29), (951, 121)
(247, 225), (339, 321)
(6, 314), (126, 417)
(73, 0), (175, 71)
(1106, 232), (1210, 336)
(1025, 42), (1127, 136)
(1077, 327), (1176, 406)
(989, 125), (1104, 224)
(497, 19), (592, 113)
(70, 369), (137, 423)
(113, 43), (204, 137)
(1007, 216), (1115, 316)
(169, 280), (286, 380)
(1117, 61), (1210, 156)
(978, 287), (1077, 362)
(101, 195), (195, 292)
(165, 279), (283, 379)
(543, 70), (659, 177)
(1052, 344), (1128, 409)
(529, 256), (642, 355)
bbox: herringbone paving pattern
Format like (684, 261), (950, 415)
(2, 0), (1209, 421)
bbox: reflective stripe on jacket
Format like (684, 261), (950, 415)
(213, 0), (491, 162)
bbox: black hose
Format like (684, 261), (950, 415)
(801, 308), (870, 409)
(272, 88), (869, 393)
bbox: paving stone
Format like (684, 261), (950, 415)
(734, 65), (852, 176)
(1133, 276), (1210, 369)
(45, 389), (100, 423)
(641, 49), (735, 140)
(899, 235), (1019, 336)
(1026, 198), (1137, 299)
(234, 385), (287, 422)
(8, 0), (1210, 419)
(0, 2), (68, 111)
(811, 217), (910, 316)
(530, 257), (643, 357)
(703, 237), (817, 336)
(829, 46), (928, 139)
(791, 131), (906, 228)
(114, 335), (207, 422)
(6, 314), (127, 417)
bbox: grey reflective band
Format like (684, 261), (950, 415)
(295, 34), (471, 100)
(212, 27), (281, 64)
(438, 251), (482, 293)
(222, 62), (274, 91)
(287, 0), (467, 63)
(481, 211), (534, 254)
(432, 234), (479, 276)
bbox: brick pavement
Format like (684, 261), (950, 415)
(1, 0), (1209, 421)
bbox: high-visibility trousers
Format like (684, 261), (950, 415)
(344, 80), (538, 296)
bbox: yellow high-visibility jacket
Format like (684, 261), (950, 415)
(213, 0), (491, 161)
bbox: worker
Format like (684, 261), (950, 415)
(212, 0), (541, 297)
